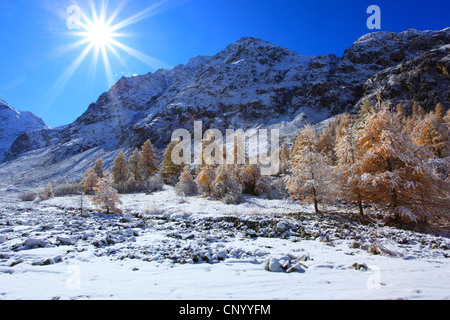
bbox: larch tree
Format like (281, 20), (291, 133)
(212, 164), (243, 204)
(176, 165), (198, 196)
(357, 105), (445, 222)
(444, 109), (450, 127)
(195, 164), (216, 196)
(285, 124), (332, 214)
(81, 167), (99, 195)
(93, 158), (104, 179)
(127, 148), (142, 182)
(395, 104), (407, 120)
(111, 150), (129, 185)
(279, 139), (291, 175)
(334, 113), (365, 215)
(356, 97), (375, 130)
(160, 139), (184, 185)
(91, 180), (122, 214)
(413, 103), (449, 158)
(435, 102), (446, 118)
(317, 120), (338, 165)
(140, 139), (159, 179)
(412, 101), (426, 122)
(240, 163), (261, 195)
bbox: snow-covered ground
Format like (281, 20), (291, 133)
(1, 185), (449, 300)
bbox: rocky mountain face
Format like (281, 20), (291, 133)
(1, 28), (449, 185)
(0, 99), (49, 162)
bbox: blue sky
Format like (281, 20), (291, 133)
(0, 0), (449, 128)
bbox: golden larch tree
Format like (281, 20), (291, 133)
(127, 148), (142, 182)
(160, 139), (184, 185)
(81, 167), (99, 195)
(140, 139), (159, 179)
(93, 158), (104, 179)
(111, 150), (129, 185)
(91, 180), (122, 214)
(285, 124), (333, 214)
(279, 139), (290, 175)
(357, 105), (445, 222)
(334, 113), (365, 215)
(195, 164), (216, 196)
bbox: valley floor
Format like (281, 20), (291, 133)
(0, 185), (449, 300)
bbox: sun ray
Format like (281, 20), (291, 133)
(39, 42), (96, 117)
(100, 45), (115, 88)
(110, 39), (172, 70)
(106, 43), (129, 70)
(109, 0), (169, 32)
(52, 37), (91, 59)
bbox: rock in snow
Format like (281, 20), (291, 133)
(0, 188), (449, 299)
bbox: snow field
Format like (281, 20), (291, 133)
(0, 186), (449, 300)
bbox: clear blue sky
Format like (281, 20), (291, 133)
(0, 0), (449, 128)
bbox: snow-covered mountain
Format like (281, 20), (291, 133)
(0, 99), (49, 162)
(1, 28), (449, 186)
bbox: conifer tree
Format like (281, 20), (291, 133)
(91, 180), (122, 214)
(81, 167), (99, 195)
(176, 165), (198, 196)
(195, 164), (216, 196)
(444, 108), (450, 127)
(317, 120), (337, 165)
(412, 101), (425, 122)
(93, 158), (104, 179)
(240, 163), (261, 195)
(279, 139), (290, 175)
(334, 113), (365, 215)
(161, 139), (184, 185)
(285, 124), (332, 214)
(140, 139), (159, 179)
(111, 150), (129, 185)
(213, 164), (243, 204)
(357, 97), (375, 130)
(435, 102), (445, 118)
(128, 148), (142, 182)
(357, 105), (444, 222)
(395, 103), (407, 120)
(412, 104), (449, 158)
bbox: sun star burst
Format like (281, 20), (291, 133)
(58, 0), (171, 89)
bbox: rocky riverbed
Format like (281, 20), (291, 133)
(1, 186), (449, 299)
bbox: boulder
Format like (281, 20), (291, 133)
(286, 263), (306, 273)
(57, 236), (73, 246)
(264, 258), (284, 272)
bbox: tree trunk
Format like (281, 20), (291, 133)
(312, 186), (320, 214)
(314, 198), (320, 214)
(358, 200), (364, 216)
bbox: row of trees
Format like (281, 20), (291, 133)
(81, 100), (449, 223)
(81, 139), (160, 214)
(286, 100), (449, 222)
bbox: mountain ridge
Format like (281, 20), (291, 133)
(1, 28), (449, 186)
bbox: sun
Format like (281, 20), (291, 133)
(85, 21), (114, 48)
(48, 0), (173, 104)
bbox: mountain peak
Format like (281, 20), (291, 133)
(0, 99), (49, 159)
(0, 98), (12, 110)
(228, 36), (291, 51)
